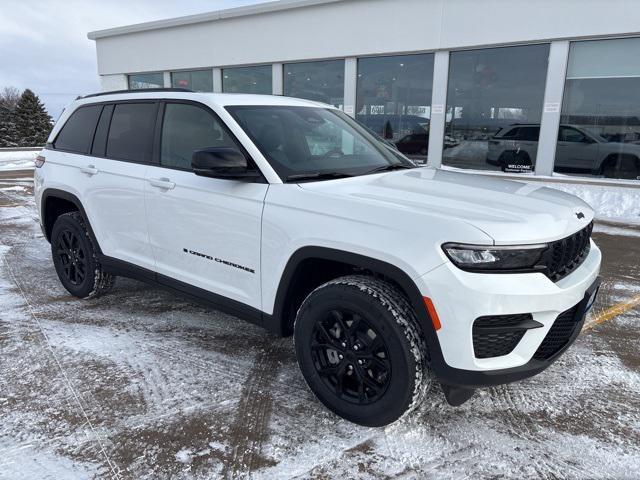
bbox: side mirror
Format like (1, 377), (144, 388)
(192, 148), (261, 180)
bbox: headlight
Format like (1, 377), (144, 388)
(442, 243), (548, 272)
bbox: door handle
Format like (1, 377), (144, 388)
(148, 177), (176, 190)
(80, 165), (98, 176)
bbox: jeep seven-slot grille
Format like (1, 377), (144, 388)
(533, 304), (581, 360)
(472, 314), (532, 359)
(540, 222), (593, 282)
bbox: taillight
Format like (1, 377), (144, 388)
(35, 155), (45, 168)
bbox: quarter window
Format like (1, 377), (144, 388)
(106, 103), (157, 163)
(160, 103), (238, 170)
(54, 105), (102, 154)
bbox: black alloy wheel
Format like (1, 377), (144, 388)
(50, 211), (115, 298)
(55, 229), (87, 286)
(310, 308), (391, 405)
(295, 275), (430, 427)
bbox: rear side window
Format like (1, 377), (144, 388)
(54, 105), (102, 154)
(106, 103), (157, 162)
(91, 105), (114, 157)
(160, 103), (238, 170)
(519, 127), (540, 141)
(500, 127), (520, 138)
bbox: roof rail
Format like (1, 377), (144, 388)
(81, 88), (193, 99)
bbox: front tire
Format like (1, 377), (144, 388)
(294, 275), (431, 426)
(51, 212), (115, 299)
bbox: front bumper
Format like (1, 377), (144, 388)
(415, 240), (601, 388)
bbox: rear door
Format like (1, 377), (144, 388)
(47, 102), (155, 271)
(144, 101), (268, 310)
(81, 102), (157, 270)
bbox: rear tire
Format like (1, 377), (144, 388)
(294, 275), (431, 427)
(51, 212), (115, 299)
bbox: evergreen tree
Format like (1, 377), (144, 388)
(14, 89), (52, 147)
(0, 105), (19, 147)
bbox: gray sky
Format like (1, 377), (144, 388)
(0, 0), (267, 119)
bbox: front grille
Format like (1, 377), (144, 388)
(540, 222), (593, 282)
(533, 304), (581, 360)
(473, 314), (532, 359)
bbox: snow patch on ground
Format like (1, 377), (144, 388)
(0, 150), (38, 171)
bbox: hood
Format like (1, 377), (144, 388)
(299, 168), (594, 245)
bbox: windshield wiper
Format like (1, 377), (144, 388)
(285, 172), (355, 182)
(364, 163), (416, 175)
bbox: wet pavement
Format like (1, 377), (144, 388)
(0, 172), (639, 479)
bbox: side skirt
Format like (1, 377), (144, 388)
(98, 255), (268, 329)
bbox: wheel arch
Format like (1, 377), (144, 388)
(599, 152), (640, 174)
(266, 246), (444, 366)
(41, 188), (102, 254)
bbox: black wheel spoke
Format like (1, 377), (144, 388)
(317, 323), (341, 349)
(334, 364), (347, 396)
(56, 228), (89, 287)
(310, 307), (391, 405)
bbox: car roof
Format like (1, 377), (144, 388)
(73, 91), (334, 109)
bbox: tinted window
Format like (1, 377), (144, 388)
(222, 66), (272, 94)
(284, 60), (345, 108)
(161, 103), (238, 170)
(356, 54), (434, 163)
(558, 126), (588, 143)
(443, 44), (549, 173)
(106, 103), (157, 162)
(519, 127), (540, 141)
(91, 105), (114, 157)
(54, 105), (102, 153)
(228, 105), (412, 180)
(500, 127), (520, 138)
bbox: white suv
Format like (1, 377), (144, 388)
(35, 90), (601, 426)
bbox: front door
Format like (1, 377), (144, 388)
(556, 126), (598, 172)
(144, 101), (268, 310)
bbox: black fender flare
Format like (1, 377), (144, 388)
(267, 245), (447, 372)
(40, 188), (102, 254)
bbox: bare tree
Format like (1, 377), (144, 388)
(0, 86), (21, 111)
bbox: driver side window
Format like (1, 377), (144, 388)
(559, 126), (587, 143)
(161, 103), (238, 170)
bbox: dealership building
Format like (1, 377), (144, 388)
(88, 0), (640, 185)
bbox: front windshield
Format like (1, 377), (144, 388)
(226, 105), (414, 181)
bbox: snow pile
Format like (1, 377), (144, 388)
(0, 150), (39, 171)
(540, 181), (640, 225)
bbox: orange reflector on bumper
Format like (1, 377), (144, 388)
(423, 297), (442, 331)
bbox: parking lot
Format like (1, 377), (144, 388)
(1, 170), (639, 479)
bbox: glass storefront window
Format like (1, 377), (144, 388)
(356, 54), (434, 163)
(171, 70), (213, 92)
(128, 73), (164, 90)
(222, 65), (272, 94)
(443, 44), (549, 173)
(556, 38), (640, 180)
(284, 60), (345, 109)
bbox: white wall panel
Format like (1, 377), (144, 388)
(93, 0), (640, 76)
